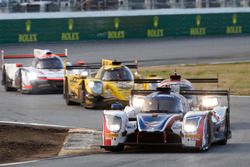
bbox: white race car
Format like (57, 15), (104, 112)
(1, 49), (67, 93)
(101, 87), (231, 152)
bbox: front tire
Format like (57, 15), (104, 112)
(104, 145), (124, 152)
(218, 113), (229, 145)
(202, 117), (212, 151)
(81, 82), (95, 109)
(64, 80), (75, 105)
(3, 69), (16, 92)
(19, 73), (32, 94)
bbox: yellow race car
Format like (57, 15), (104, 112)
(63, 59), (153, 109)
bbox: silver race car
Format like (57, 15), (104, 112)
(1, 49), (67, 93)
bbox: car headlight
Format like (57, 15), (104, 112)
(184, 116), (201, 133)
(132, 96), (144, 109)
(27, 72), (37, 80)
(88, 81), (102, 95)
(105, 115), (122, 133)
(202, 96), (218, 109)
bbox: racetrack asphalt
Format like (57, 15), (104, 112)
(1, 36), (250, 166)
(1, 36), (250, 66)
(1, 95), (249, 167)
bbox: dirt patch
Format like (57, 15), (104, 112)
(0, 124), (69, 164)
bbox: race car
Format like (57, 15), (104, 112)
(160, 72), (218, 91)
(101, 87), (231, 152)
(1, 49), (67, 93)
(159, 72), (219, 104)
(64, 59), (144, 109)
(134, 72), (218, 92)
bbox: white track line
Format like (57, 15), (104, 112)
(231, 95), (250, 98)
(0, 121), (73, 129)
(0, 160), (39, 167)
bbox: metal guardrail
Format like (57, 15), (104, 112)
(0, 0), (250, 13)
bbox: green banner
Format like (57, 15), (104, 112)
(0, 12), (249, 43)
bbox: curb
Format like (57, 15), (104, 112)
(59, 128), (102, 156)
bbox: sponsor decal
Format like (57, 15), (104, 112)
(147, 16), (164, 38)
(226, 14), (242, 34)
(105, 133), (119, 139)
(18, 20), (38, 42)
(107, 18), (125, 39)
(185, 134), (201, 141)
(190, 15), (206, 36)
(61, 19), (80, 41)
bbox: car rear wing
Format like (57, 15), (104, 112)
(187, 78), (218, 83)
(1, 49), (67, 59)
(134, 78), (218, 84)
(187, 77), (219, 88)
(131, 89), (156, 96)
(131, 86), (229, 96)
(134, 79), (164, 84)
(66, 64), (101, 70)
(180, 89), (229, 96)
(65, 60), (138, 70)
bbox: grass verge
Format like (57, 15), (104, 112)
(139, 62), (250, 95)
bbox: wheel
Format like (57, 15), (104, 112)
(218, 113), (229, 145)
(4, 82), (14, 91)
(19, 74), (25, 94)
(82, 93), (95, 109)
(81, 82), (95, 109)
(64, 80), (75, 105)
(104, 145), (124, 152)
(19, 72), (32, 94)
(3, 69), (16, 91)
(203, 117), (212, 151)
(1, 67), (6, 86)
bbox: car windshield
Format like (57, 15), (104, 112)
(101, 66), (133, 81)
(35, 57), (63, 69)
(141, 94), (182, 113)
